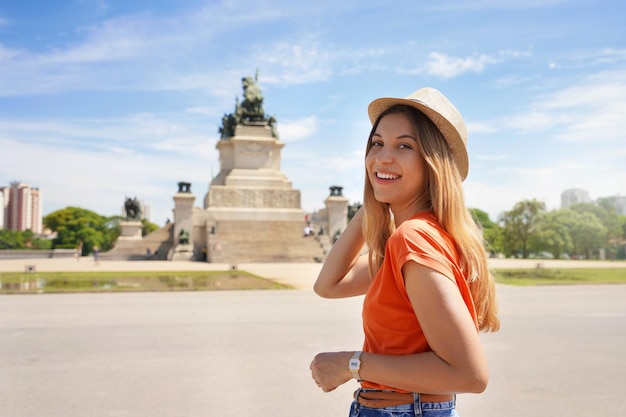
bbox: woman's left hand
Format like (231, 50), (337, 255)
(310, 351), (354, 392)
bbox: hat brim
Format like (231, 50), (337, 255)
(367, 95), (469, 180)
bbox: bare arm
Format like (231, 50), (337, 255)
(313, 208), (372, 298)
(311, 262), (488, 394)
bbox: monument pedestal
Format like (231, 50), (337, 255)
(118, 221), (142, 240)
(168, 243), (194, 261)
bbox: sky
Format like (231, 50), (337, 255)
(1, 0), (625, 226)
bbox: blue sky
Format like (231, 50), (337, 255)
(1, 0), (625, 225)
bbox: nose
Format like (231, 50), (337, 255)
(375, 146), (393, 164)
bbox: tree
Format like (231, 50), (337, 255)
(0, 229), (24, 249)
(141, 218), (160, 236)
(469, 208), (503, 255)
(533, 209), (575, 258)
(568, 211), (607, 258)
(0, 229), (52, 250)
(499, 199), (546, 258)
(572, 201), (621, 241)
(43, 207), (114, 255)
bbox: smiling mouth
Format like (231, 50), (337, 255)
(376, 172), (400, 180)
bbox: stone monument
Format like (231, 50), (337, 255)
(198, 72), (322, 262)
(325, 186), (349, 243)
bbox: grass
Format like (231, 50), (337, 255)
(2, 267), (625, 293)
(0, 270), (291, 294)
(493, 268), (626, 286)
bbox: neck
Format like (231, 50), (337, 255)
(390, 202), (431, 226)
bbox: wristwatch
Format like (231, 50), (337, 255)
(349, 351), (363, 382)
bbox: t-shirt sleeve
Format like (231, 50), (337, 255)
(387, 221), (459, 288)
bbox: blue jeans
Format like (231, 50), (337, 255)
(349, 389), (459, 417)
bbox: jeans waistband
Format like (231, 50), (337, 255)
(354, 389), (454, 409)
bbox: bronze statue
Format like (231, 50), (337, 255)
(124, 197), (142, 220)
(238, 75), (265, 121)
(179, 228), (190, 245)
(329, 186), (344, 197)
(218, 71), (279, 139)
(177, 182), (192, 193)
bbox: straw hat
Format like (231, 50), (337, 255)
(367, 87), (469, 180)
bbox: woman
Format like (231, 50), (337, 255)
(310, 87), (499, 416)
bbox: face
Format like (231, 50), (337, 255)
(365, 111), (429, 219)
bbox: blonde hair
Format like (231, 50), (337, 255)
(363, 105), (499, 332)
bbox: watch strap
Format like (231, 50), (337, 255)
(349, 350), (363, 382)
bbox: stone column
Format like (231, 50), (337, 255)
(173, 182), (196, 245)
(324, 186), (349, 242)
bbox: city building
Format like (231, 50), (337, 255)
(0, 190), (4, 229)
(615, 196), (626, 216)
(561, 188), (626, 216)
(0, 182), (43, 234)
(141, 202), (152, 222)
(561, 188), (592, 209)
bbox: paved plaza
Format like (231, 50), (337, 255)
(1, 258), (625, 416)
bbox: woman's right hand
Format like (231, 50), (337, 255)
(310, 351), (354, 392)
(313, 208), (371, 298)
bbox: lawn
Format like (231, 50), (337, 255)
(493, 268), (626, 286)
(0, 269), (291, 294)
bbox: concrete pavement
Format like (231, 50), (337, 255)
(1, 258), (625, 416)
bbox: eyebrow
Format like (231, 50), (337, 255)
(372, 132), (417, 141)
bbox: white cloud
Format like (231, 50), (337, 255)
(277, 116), (319, 142)
(528, 70), (626, 142)
(504, 111), (559, 132)
(467, 121), (499, 134)
(186, 107), (220, 116)
(422, 52), (500, 79)
(477, 68), (626, 143)
(251, 40), (334, 85)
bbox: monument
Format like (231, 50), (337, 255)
(100, 74), (349, 262)
(194, 72), (325, 262)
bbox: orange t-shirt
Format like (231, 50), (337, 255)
(361, 211), (478, 391)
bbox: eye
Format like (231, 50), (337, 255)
(370, 139), (383, 147)
(398, 143), (413, 150)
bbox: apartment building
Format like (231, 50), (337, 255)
(561, 188), (593, 209)
(0, 182), (43, 234)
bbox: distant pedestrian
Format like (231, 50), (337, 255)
(93, 246), (100, 265)
(75, 241), (83, 261)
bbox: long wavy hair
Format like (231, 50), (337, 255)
(362, 105), (499, 332)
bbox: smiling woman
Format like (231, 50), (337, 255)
(310, 87), (499, 417)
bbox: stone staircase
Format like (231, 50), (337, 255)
(102, 223), (173, 260)
(207, 220), (326, 264)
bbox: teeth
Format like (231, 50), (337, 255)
(377, 172), (399, 180)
